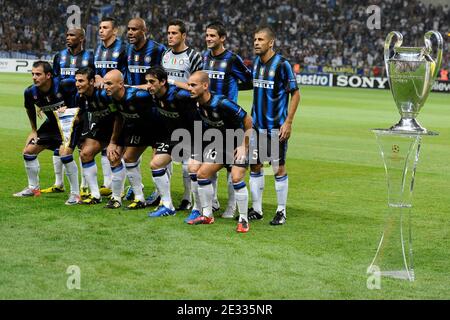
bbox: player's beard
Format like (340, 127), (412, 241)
(255, 48), (267, 56)
(190, 92), (199, 99)
(208, 43), (219, 51)
(67, 42), (79, 50)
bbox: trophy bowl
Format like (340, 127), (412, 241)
(384, 31), (443, 133)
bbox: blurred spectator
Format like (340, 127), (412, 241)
(0, 0), (448, 76)
(440, 68), (448, 81)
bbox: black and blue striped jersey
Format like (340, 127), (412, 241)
(112, 87), (157, 125)
(202, 49), (253, 103)
(251, 53), (298, 132)
(94, 39), (127, 77)
(152, 84), (196, 133)
(53, 49), (95, 93)
(24, 78), (73, 125)
(196, 94), (247, 132)
(126, 39), (166, 86)
(75, 88), (116, 135)
(75, 88), (115, 117)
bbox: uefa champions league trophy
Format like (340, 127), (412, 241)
(368, 31), (443, 281)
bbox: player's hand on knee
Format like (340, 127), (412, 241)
(25, 131), (38, 147)
(234, 145), (248, 164)
(107, 143), (120, 162)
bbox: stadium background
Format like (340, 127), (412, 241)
(1, 0), (449, 78)
(0, 0), (449, 299)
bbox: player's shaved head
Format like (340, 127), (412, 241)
(188, 71), (211, 100)
(103, 70), (125, 99)
(190, 71), (210, 86)
(105, 69), (124, 83)
(128, 18), (147, 47)
(129, 18), (147, 31)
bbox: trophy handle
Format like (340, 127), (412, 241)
(424, 31), (443, 79)
(384, 31), (403, 78)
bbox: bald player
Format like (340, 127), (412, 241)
(126, 18), (166, 87)
(103, 69), (159, 210)
(186, 71), (252, 233)
(43, 28), (95, 197)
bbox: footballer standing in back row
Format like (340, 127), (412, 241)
(94, 17), (127, 82)
(126, 18), (166, 87)
(249, 26), (300, 226)
(161, 19), (203, 212)
(93, 16), (128, 198)
(45, 28), (95, 200)
(202, 21), (253, 219)
(125, 17), (166, 205)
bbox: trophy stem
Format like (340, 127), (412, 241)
(369, 206), (415, 281)
(369, 132), (422, 281)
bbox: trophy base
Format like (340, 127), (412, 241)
(390, 118), (427, 133)
(380, 270), (415, 281)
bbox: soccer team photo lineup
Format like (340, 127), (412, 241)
(12, 16), (301, 232)
(0, 0), (449, 299)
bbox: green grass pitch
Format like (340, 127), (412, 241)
(0, 72), (449, 299)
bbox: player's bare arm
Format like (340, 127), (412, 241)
(279, 89), (300, 142)
(25, 107), (38, 145)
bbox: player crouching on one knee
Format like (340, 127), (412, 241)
(185, 71), (253, 233)
(75, 67), (117, 205)
(103, 69), (158, 210)
(144, 66), (199, 218)
(14, 61), (83, 206)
